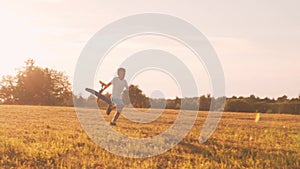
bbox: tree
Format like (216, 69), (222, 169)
(277, 95), (288, 103)
(225, 99), (254, 112)
(85, 94), (97, 107)
(174, 96), (181, 109)
(0, 75), (16, 104)
(73, 95), (86, 107)
(0, 59), (73, 106)
(126, 85), (150, 108)
(248, 94), (257, 104)
(165, 97), (181, 109)
(199, 94), (211, 111)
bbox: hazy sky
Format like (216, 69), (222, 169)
(0, 0), (299, 98)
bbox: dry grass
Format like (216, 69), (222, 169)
(0, 105), (299, 168)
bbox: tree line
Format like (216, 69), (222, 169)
(155, 94), (300, 114)
(0, 59), (299, 114)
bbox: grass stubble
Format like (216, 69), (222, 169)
(0, 105), (299, 168)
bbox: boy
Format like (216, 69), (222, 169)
(102, 67), (128, 125)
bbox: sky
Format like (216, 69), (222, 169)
(0, 0), (299, 99)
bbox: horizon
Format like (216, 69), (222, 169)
(2, 58), (299, 100)
(0, 0), (299, 99)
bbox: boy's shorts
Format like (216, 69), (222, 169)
(112, 98), (124, 112)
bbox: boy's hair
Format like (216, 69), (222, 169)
(117, 67), (126, 74)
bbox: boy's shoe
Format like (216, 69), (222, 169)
(110, 121), (116, 126)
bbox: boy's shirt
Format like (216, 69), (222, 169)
(111, 77), (128, 99)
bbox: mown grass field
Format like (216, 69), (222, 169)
(0, 105), (299, 169)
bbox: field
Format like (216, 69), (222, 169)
(0, 105), (299, 169)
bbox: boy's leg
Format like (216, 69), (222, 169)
(106, 104), (115, 115)
(111, 104), (124, 124)
(111, 111), (121, 124)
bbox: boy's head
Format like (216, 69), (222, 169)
(117, 67), (126, 80)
